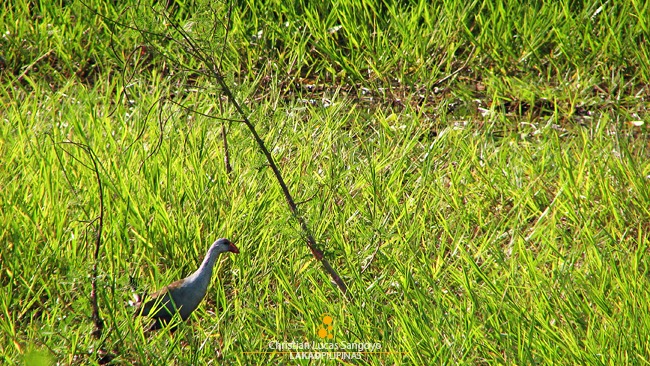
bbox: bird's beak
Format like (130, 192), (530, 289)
(228, 242), (240, 254)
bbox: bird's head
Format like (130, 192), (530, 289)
(210, 238), (239, 255)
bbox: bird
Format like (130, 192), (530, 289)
(133, 238), (239, 330)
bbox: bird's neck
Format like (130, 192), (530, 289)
(184, 249), (220, 289)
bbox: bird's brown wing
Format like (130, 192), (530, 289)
(133, 278), (188, 331)
(134, 288), (176, 330)
(135, 287), (170, 316)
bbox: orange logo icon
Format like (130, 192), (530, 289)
(317, 314), (334, 339)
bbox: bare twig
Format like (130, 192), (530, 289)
(219, 1), (234, 176)
(161, 6), (350, 297)
(60, 141), (106, 339)
(221, 123), (233, 175)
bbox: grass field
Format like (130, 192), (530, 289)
(2, 0), (650, 364)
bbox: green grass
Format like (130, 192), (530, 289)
(1, 0), (650, 364)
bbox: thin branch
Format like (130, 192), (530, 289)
(219, 1), (234, 176)
(164, 97), (244, 123)
(163, 5), (350, 297)
(221, 123), (233, 175)
(61, 141), (106, 338)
